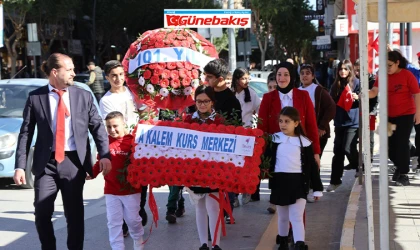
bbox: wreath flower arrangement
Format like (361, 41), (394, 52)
(126, 120), (265, 194)
(122, 28), (218, 111)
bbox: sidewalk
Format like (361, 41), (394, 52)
(349, 155), (420, 250)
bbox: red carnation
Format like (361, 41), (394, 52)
(181, 40), (190, 48)
(209, 180), (218, 189)
(170, 70), (179, 79)
(253, 129), (264, 137)
(154, 68), (164, 76)
(187, 37), (194, 43)
(208, 123), (217, 132)
(173, 40), (182, 47)
(246, 128), (254, 136)
(184, 62), (193, 70)
(155, 41), (165, 48)
(164, 39), (172, 45)
(177, 35), (186, 40)
(148, 63), (157, 69)
(167, 62), (177, 70)
(150, 75), (160, 85)
(148, 37), (156, 46)
(191, 69), (199, 79)
(157, 156), (167, 167)
(161, 69), (171, 79)
(235, 126), (246, 135)
(186, 70), (192, 78)
(182, 77), (191, 87)
(256, 137), (265, 147)
(225, 125), (236, 134)
(158, 63), (167, 69)
(199, 123), (209, 131)
(191, 178), (200, 186)
(167, 32), (176, 39)
(179, 69), (188, 79)
(216, 124), (226, 133)
(143, 70), (152, 79)
(176, 62), (184, 68)
(184, 178), (193, 187)
(160, 78), (170, 88)
(190, 123), (200, 130)
(141, 45), (148, 51)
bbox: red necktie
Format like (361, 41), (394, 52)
(53, 89), (70, 163)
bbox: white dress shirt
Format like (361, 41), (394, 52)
(298, 83), (318, 107)
(279, 90), (293, 108)
(48, 84), (76, 151)
(235, 88), (261, 128)
(100, 86), (138, 129)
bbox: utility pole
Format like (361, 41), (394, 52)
(92, 0), (97, 63)
(228, 0), (236, 71)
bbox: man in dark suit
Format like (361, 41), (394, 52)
(13, 53), (111, 250)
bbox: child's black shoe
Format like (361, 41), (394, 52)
(165, 211), (176, 224)
(199, 243), (210, 250)
(212, 245), (222, 250)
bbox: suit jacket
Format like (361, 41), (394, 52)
(257, 88), (321, 154)
(15, 85), (110, 176)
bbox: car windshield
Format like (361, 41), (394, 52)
(0, 85), (38, 117)
(249, 81), (268, 99)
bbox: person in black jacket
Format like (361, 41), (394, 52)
(267, 106), (323, 250)
(204, 59), (242, 224)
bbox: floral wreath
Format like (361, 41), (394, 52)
(122, 28), (219, 111)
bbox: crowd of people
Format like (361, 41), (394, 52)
(12, 48), (420, 250)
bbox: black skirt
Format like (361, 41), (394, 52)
(269, 173), (306, 206)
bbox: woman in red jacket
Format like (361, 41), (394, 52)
(258, 62), (320, 213)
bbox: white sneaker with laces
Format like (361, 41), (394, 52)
(306, 189), (315, 203)
(326, 184), (341, 192)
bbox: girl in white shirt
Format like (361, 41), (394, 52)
(232, 68), (261, 128)
(267, 107), (323, 250)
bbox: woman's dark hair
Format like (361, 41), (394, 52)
(279, 106), (306, 137)
(105, 111), (124, 121)
(41, 53), (71, 77)
(388, 50), (408, 69)
(232, 67), (251, 103)
(194, 85), (216, 103)
(332, 59), (354, 98)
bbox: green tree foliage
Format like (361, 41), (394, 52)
(250, 0), (316, 65)
(3, 0), (34, 76)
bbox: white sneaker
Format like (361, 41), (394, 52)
(306, 189), (315, 203)
(133, 236), (144, 250)
(326, 184), (341, 192)
(241, 193), (251, 205)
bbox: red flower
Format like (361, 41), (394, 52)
(187, 37), (194, 43)
(143, 70), (152, 79)
(148, 37), (156, 45)
(157, 157), (167, 167)
(186, 70), (192, 78)
(208, 123), (217, 132)
(179, 69), (188, 79)
(256, 138), (265, 147)
(246, 128), (254, 136)
(177, 35), (186, 40)
(170, 70), (179, 79)
(223, 172), (233, 182)
(174, 160), (183, 170)
(182, 122), (191, 129)
(253, 129), (264, 137)
(173, 40), (182, 47)
(141, 45), (148, 51)
(209, 180), (218, 189)
(160, 78), (170, 88)
(176, 62), (184, 68)
(160, 69), (171, 79)
(164, 39), (172, 45)
(170, 79), (181, 88)
(182, 77), (191, 87)
(148, 63), (157, 69)
(155, 41), (165, 48)
(181, 40), (190, 48)
(235, 126), (246, 135)
(150, 75), (160, 85)
(188, 166), (197, 176)
(154, 68), (164, 76)
(184, 178), (193, 187)
(191, 158), (201, 168)
(191, 178), (200, 186)
(167, 175), (175, 185)
(184, 62), (193, 70)
(190, 123), (200, 130)
(191, 69), (199, 79)
(199, 123), (209, 131)
(225, 125), (236, 134)
(201, 178), (210, 188)
(167, 62), (177, 70)
(150, 176), (161, 187)
(213, 168), (223, 180)
(168, 157), (177, 167)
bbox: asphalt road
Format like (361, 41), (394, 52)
(0, 131), (354, 250)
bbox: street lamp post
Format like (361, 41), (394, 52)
(92, 0), (97, 63)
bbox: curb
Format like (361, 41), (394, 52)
(339, 179), (363, 250)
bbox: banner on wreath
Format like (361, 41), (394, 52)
(135, 124), (255, 156)
(127, 120), (265, 194)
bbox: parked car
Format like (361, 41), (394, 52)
(248, 77), (269, 100)
(0, 79), (101, 188)
(75, 72), (111, 92)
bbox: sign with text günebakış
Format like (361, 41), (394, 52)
(164, 9), (251, 28)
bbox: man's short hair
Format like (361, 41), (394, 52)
(203, 59), (229, 79)
(87, 61), (95, 66)
(104, 60), (123, 75)
(105, 111), (124, 121)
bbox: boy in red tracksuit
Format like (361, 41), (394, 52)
(88, 111), (144, 250)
